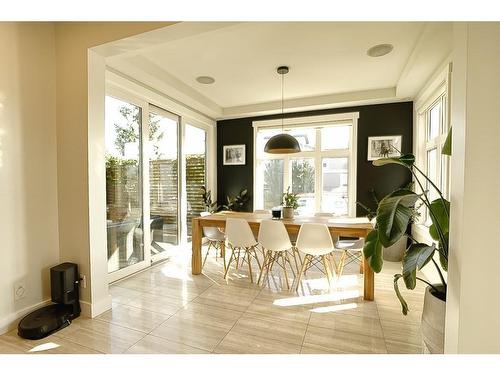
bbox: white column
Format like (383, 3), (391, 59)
(446, 22), (500, 353)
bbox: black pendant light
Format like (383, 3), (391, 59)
(264, 66), (301, 154)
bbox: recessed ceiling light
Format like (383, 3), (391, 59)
(196, 76), (215, 84)
(367, 44), (394, 57)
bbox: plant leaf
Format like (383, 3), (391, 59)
(403, 268), (417, 290)
(372, 154), (415, 167)
(393, 274), (409, 315)
(402, 243), (436, 277)
(442, 127), (452, 156)
(428, 198), (450, 241)
(363, 229), (383, 273)
(376, 189), (419, 247)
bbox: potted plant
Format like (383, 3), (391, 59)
(223, 188), (250, 211)
(282, 187), (299, 219)
(200, 186), (219, 214)
(363, 132), (451, 354)
(357, 187), (411, 262)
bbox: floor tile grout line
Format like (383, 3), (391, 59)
(300, 307), (313, 354)
(211, 268), (269, 353)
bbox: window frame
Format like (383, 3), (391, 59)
(414, 64), (451, 229)
(253, 113), (358, 216)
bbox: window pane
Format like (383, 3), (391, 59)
(426, 148), (439, 223)
(185, 125), (206, 240)
(441, 154), (449, 199)
(321, 157), (348, 216)
(428, 101), (441, 140)
(149, 112), (179, 252)
(105, 96), (144, 273)
(257, 159), (284, 209)
(256, 127), (313, 154)
(288, 128), (315, 151)
(291, 158), (315, 215)
(321, 125), (350, 150)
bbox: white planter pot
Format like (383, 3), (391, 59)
(383, 235), (407, 262)
(282, 207), (294, 219)
(421, 285), (446, 354)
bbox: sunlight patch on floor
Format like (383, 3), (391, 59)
(310, 303), (358, 313)
(28, 342), (60, 353)
(273, 290), (359, 307)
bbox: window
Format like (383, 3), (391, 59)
(416, 66), (450, 225)
(254, 114), (358, 216)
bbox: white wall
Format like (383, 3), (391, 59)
(446, 22), (500, 353)
(0, 23), (59, 333)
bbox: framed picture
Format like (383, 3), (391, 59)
(367, 135), (402, 161)
(223, 144), (246, 165)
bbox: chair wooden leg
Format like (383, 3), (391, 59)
(235, 248), (241, 269)
(257, 250), (270, 285)
(247, 249), (253, 283)
(337, 251), (347, 278)
(285, 251), (296, 278)
(202, 241), (212, 268)
(294, 254), (310, 292)
(264, 251), (275, 286)
(291, 249), (300, 275)
(224, 250), (235, 279)
(253, 246), (262, 271)
(220, 241), (227, 273)
(281, 252), (290, 290)
(322, 255), (333, 288)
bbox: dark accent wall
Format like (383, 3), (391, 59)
(217, 102), (413, 215)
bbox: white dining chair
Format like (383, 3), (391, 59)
(314, 212), (363, 275)
(293, 223), (336, 292)
(200, 212), (227, 272)
(224, 218), (262, 283)
(335, 238), (365, 276)
(257, 220), (297, 289)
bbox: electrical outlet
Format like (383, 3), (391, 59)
(80, 274), (87, 288)
(14, 281), (27, 301)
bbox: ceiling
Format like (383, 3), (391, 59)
(106, 22), (452, 119)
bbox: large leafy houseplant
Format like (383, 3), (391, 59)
(363, 132), (451, 315)
(223, 189), (250, 211)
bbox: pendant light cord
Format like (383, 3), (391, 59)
(281, 71), (284, 132)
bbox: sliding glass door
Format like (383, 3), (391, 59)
(105, 96), (146, 277)
(148, 108), (180, 262)
(105, 90), (213, 281)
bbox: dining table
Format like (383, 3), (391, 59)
(191, 211), (375, 301)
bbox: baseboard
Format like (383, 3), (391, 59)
(79, 300), (92, 318)
(0, 299), (52, 335)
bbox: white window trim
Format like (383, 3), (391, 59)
(413, 63), (451, 242)
(252, 112), (359, 217)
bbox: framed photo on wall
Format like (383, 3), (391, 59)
(367, 135), (402, 161)
(223, 144), (246, 165)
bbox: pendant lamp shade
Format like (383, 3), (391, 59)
(264, 66), (301, 154)
(264, 133), (301, 154)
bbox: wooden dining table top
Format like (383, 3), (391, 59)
(194, 211), (374, 237)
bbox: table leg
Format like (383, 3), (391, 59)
(363, 256), (374, 301)
(192, 218), (202, 275)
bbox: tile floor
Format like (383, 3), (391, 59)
(0, 244), (426, 354)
